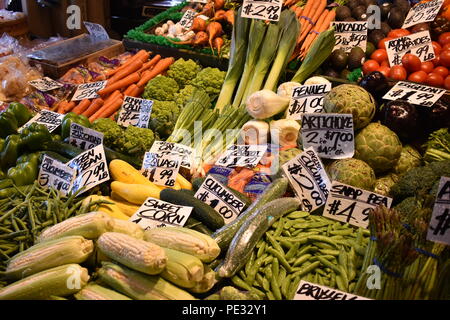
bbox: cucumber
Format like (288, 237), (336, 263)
(179, 189), (196, 197)
(184, 217), (213, 235)
(212, 177), (289, 251)
(218, 197), (301, 278)
(40, 151), (70, 164)
(160, 189), (225, 231)
(192, 177), (206, 192)
(192, 176), (251, 207)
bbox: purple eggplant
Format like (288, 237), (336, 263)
(381, 100), (419, 142)
(358, 71), (390, 101)
(419, 95), (450, 133)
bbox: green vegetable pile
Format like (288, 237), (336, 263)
(424, 128), (450, 163)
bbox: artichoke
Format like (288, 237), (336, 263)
(279, 148), (303, 167)
(393, 145), (422, 176)
(354, 123), (402, 174)
(327, 158), (376, 191)
(374, 173), (400, 196)
(323, 84), (376, 130)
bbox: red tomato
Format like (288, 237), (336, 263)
(440, 51), (450, 67)
(443, 43), (450, 51)
(421, 61), (435, 73)
(377, 66), (391, 78)
(381, 60), (390, 67)
(378, 37), (393, 50)
(425, 73), (445, 87)
(390, 66), (408, 81)
(432, 41), (442, 56)
(388, 29), (411, 39)
(433, 66), (449, 78)
(408, 71), (427, 83)
(371, 49), (388, 64)
(362, 60), (380, 75)
(439, 32), (450, 46)
(433, 55), (441, 67)
(445, 75), (450, 90)
(402, 54), (422, 72)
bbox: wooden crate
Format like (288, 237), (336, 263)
(0, 15), (29, 38)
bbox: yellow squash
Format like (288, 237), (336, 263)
(82, 195), (130, 221)
(111, 181), (161, 205)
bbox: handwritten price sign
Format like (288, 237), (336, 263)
(331, 22), (368, 53)
(38, 155), (76, 196)
(383, 81), (446, 107)
(288, 83), (332, 120)
(21, 110), (65, 133)
(241, 0), (282, 22)
(403, 0), (444, 29)
(386, 31), (435, 67)
(150, 141), (194, 170)
(70, 123), (104, 151)
(427, 177), (450, 245)
(179, 9), (197, 29)
(141, 152), (181, 188)
(216, 145), (267, 168)
(28, 77), (63, 92)
(117, 96), (153, 129)
(72, 81), (108, 101)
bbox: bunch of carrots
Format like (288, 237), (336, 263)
(286, 0), (337, 60)
(56, 50), (175, 123)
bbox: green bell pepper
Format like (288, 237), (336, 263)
(8, 102), (33, 127)
(0, 138), (4, 152)
(61, 113), (91, 140)
(0, 110), (19, 138)
(7, 153), (41, 186)
(20, 123), (52, 151)
(0, 135), (22, 170)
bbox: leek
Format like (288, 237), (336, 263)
(291, 28), (336, 84)
(215, 8), (251, 113)
(264, 10), (301, 92)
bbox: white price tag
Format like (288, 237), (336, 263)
(195, 176), (246, 224)
(301, 114), (355, 160)
(427, 177), (450, 245)
(216, 145), (268, 168)
(294, 281), (370, 300)
(331, 21), (368, 53)
(38, 155), (76, 196)
(20, 110), (64, 133)
(69, 123), (104, 151)
(141, 152), (181, 188)
(71, 81), (108, 101)
(403, 0), (444, 29)
(117, 96), (153, 129)
(129, 197), (193, 230)
(188, 0), (208, 4)
(287, 83), (332, 120)
(179, 9), (197, 29)
(68, 144), (110, 195)
(282, 147), (331, 213)
(323, 181), (393, 229)
(386, 31), (435, 67)
(150, 141), (194, 170)
(383, 81), (446, 107)
(241, 0), (282, 22)
(84, 21), (110, 41)
(28, 77), (63, 92)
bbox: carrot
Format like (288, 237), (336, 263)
(103, 90), (122, 106)
(54, 100), (68, 113)
(297, 0), (314, 40)
(106, 50), (149, 78)
(82, 98), (104, 118)
(300, 10), (336, 59)
(62, 101), (76, 114)
(72, 99), (92, 115)
(297, 0), (327, 45)
(129, 85), (144, 98)
(98, 72), (141, 97)
(109, 112), (118, 121)
(108, 60), (143, 85)
(137, 55), (161, 73)
(124, 84), (138, 96)
(90, 98), (124, 122)
(136, 57), (175, 88)
(295, 6), (303, 19)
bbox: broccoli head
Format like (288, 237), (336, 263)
(149, 100), (180, 139)
(190, 67), (226, 101)
(167, 58), (201, 88)
(91, 118), (123, 150)
(116, 125), (155, 159)
(143, 75), (179, 101)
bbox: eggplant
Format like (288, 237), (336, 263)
(381, 100), (420, 143)
(419, 95), (450, 133)
(358, 71), (390, 101)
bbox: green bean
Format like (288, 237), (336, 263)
(0, 230), (28, 240)
(293, 254), (312, 267)
(0, 204), (26, 223)
(0, 250), (10, 260)
(14, 216), (28, 231)
(266, 248), (292, 273)
(0, 226), (12, 233)
(292, 261), (320, 278)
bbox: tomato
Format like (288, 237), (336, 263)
(377, 66), (391, 78)
(408, 71), (427, 83)
(362, 60), (380, 75)
(440, 50), (450, 67)
(443, 43), (450, 51)
(421, 61), (435, 73)
(388, 29), (410, 39)
(439, 32), (450, 46)
(378, 37), (393, 50)
(433, 66), (449, 78)
(432, 55), (441, 67)
(371, 49), (388, 64)
(445, 75), (450, 90)
(425, 73), (444, 87)
(390, 65), (407, 81)
(381, 60), (390, 67)
(432, 41), (442, 56)
(402, 54), (422, 72)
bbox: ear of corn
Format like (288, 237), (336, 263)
(38, 211), (115, 243)
(189, 265), (217, 294)
(160, 248), (204, 289)
(97, 232), (167, 275)
(144, 226), (221, 263)
(111, 219), (144, 239)
(5, 236), (94, 280)
(98, 261), (196, 300)
(82, 195), (130, 220)
(111, 181), (161, 205)
(0, 264), (89, 300)
(74, 283), (132, 300)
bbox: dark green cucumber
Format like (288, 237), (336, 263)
(192, 177), (206, 192)
(40, 151), (71, 164)
(227, 187), (252, 208)
(212, 177), (289, 251)
(160, 189), (225, 231)
(218, 197), (301, 278)
(179, 189), (196, 197)
(184, 217), (213, 235)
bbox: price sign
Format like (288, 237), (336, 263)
(323, 181), (393, 229)
(301, 114), (355, 160)
(383, 81), (446, 107)
(38, 155), (76, 196)
(21, 110), (65, 133)
(195, 176), (246, 224)
(141, 152), (181, 188)
(150, 141), (194, 170)
(117, 96), (153, 129)
(282, 147), (331, 213)
(70, 123), (104, 151)
(129, 197), (193, 230)
(28, 77), (63, 92)
(216, 145), (267, 168)
(427, 177), (450, 245)
(84, 21), (110, 41)
(386, 31), (435, 67)
(287, 83), (332, 120)
(68, 144), (110, 194)
(241, 0), (282, 22)
(294, 281), (370, 300)
(71, 81), (108, 101)
(188, 0), (208, 4)
(179, 9), (197, 29)
(403, 0), (444, 29)
(331, 21), (368, 53)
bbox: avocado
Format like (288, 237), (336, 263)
(336, 6), (352, 21)
(330, 49), (349, 71)
(323, 68), (340, 79)
(394, 0), (411, 14)
(363, 0), (377, 7)
(340, 69), (352, 81)
(348, 47), (366, 70)
(380, 22), (392, 36)
(388, 7), (406, 29)
(380, 3), (392, 21)
(369, 30), (386, 46)
(346, 0), (361, 8)
(366, 42), (376, 58)
(352, 5), (368, 20)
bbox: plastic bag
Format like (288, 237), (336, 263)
(0, 32), (26, 58)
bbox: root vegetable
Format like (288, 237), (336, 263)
(214, 0), (225, 10)
(167, 31), (209, 46)
(206, 22), (223, 50)
(224, 10), (235, 25)
(212, 10), (226, 21)
(213, 37), (224, 55)
(191, 17), (207, 32)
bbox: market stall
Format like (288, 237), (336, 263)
(0, 0), (449, 301)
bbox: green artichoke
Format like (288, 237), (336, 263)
(279, 147), (303, 167)
(327, 158), (376, 191)
(374, 173), (400, 196)
(393, 145), (422, 176)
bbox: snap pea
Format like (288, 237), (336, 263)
(348, 247), (356, 282)
(266, 247), (292, 273)
(293, 254), (312, 267)
(315, 268), (327, 276)
(278, 266), (286, 286)
(265, 233), (284, 255)
(271, 272), (282, 300)
(278, 239), (293, 250)
(256, 273), (265, 289)
(232, 275), (252, 291)
(287, 211), (309, 219)
(330, 229), (354, 236)
(288, 276), (302, 300)
(281, 230), (291, 237)
(266, 291), (276, 300)
(257, 241), (266, 258)
(292, 261), (321, 279)
(246, 254), (267, 285)
(285, 241), (300, 261)
(336, 273), (348, 292)
(320, 249), (340, 256)
(316, 256), (342, 274)
(281, 274), (292, 299)
(272, 256), (279, 279)
(262, 276), (271, 292)
(274, 217), (284, 237)
(263, 255), (273, 266)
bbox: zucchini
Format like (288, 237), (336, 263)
(218, 197), (301, 278)
(160, 189), (225, 231)
(212, 177), (289, 251)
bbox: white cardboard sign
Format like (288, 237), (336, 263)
(241, 0), (282, 22)
(38, 155), (76, 196)
(288, 83), (332, 120)
(331, 21), (368, 53)
(150, 141), (194, 170)
(71, 81), (108, 101)
(386, 31), (435, 67)
(141, 152), (181, 188)
(295, 281), (370, 300)
(70, 123), (104, 151)
(28, 77), (63, 92)
(427, 177), (450, 245)
(216, 145), (267, 168)
(403, 0), (444, 29)
(117, 96), (153, 129)
(20, 110), (64, 133)
(383, 81), (446, 107)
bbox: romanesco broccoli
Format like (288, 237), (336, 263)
(91, 118), (123, 150)
(118, 125), (155, 158)
(167, 58), (201, 88)
(190, 67), (226, 101)
(143, 75), (179, 101)
(149, 100), (180, 139)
